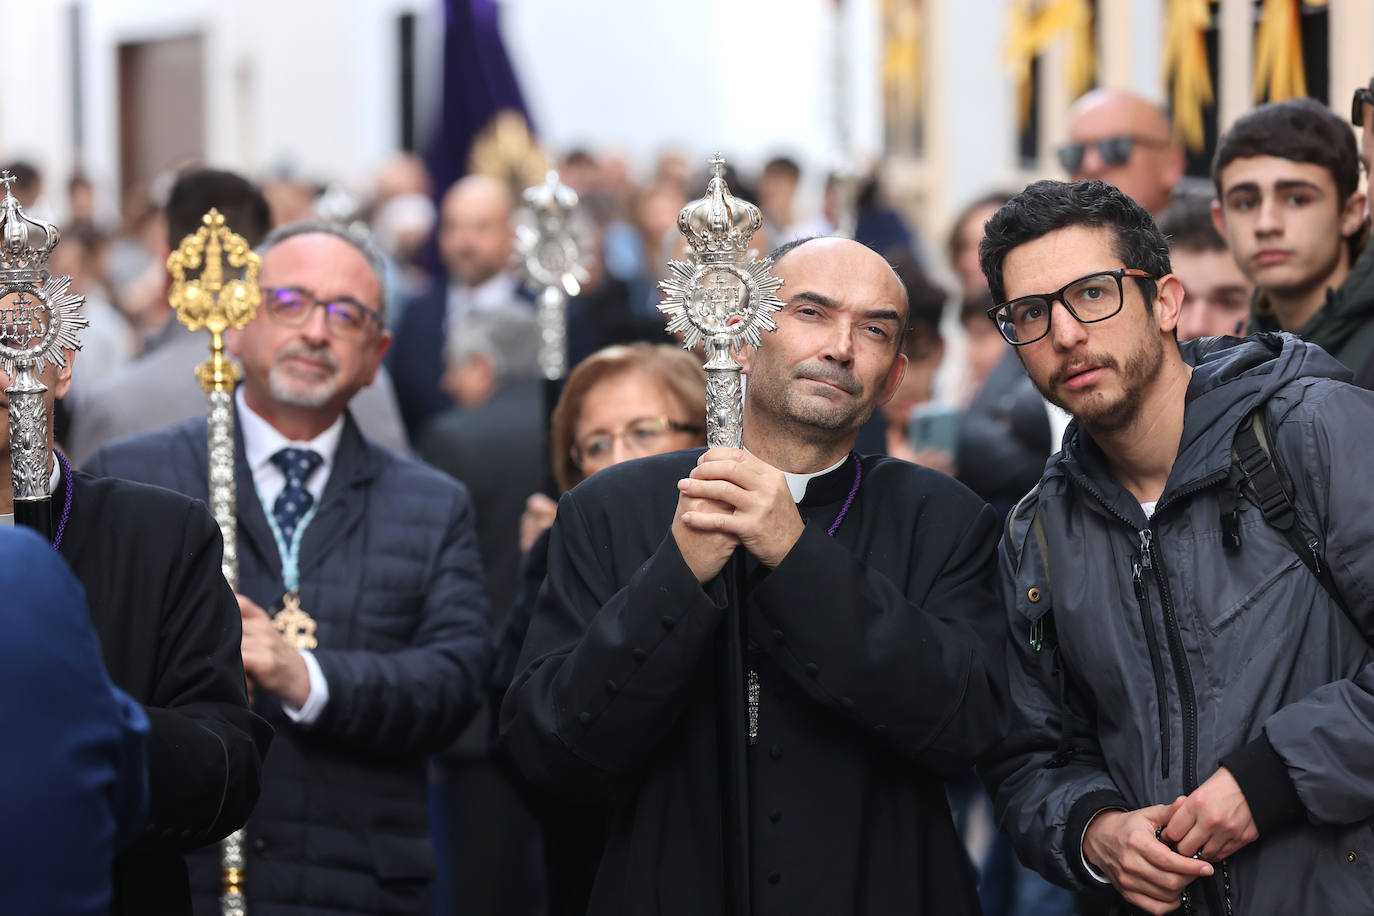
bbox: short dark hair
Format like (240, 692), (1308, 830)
(1211, 98), (1360, 204)
(979, 179), (1170, 306)
(762, 156), (801, 182)
(2, 161), (41, 203)
(947, 190), (1016, 269)
(165, 167), (271, 249)
(1157, 191), (1226, 254)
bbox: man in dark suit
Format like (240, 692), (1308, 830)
(1, 358), (269, 914)
(66, 167), (410, 466)
(389, 174), (528, 443)
(422, 305), (545, 618)
(89, 219), (494, 914)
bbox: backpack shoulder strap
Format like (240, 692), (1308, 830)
(1231, 406), (1347, 613)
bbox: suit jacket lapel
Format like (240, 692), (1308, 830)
(298, 412), (372, 579)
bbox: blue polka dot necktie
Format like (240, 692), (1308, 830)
(270, 447), (323, 544)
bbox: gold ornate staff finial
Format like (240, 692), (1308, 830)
(166, 208), (261, 394)
(167, 207), (261, 916)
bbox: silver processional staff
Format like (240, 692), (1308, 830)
(0, 171), (87, 539)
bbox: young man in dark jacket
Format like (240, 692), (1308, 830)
(1210, 98), (1374, 387)
(979, 179), (1374, 915)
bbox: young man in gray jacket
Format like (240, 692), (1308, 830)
(978, 178), (1374, 915)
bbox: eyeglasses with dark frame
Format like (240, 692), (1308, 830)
(1351, 87), (1374, 128)
(571, 417), (703, 468)
(987, 268), (1156, 346)
(260, 286), (383, 339)
(1056, 135), (1172, 173)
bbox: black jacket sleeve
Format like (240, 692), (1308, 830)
(307, 483), (495, 758)
(498, 490), (728, 800)
(125, 498), (272, 856)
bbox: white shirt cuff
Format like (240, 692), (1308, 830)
(1081, 808), (1124, 885)
(281, 649), (329, 725)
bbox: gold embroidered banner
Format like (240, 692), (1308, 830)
(1253, 0), (1328, 103)
(1162, 0), (1215, 151)
(1004, 0), (1096, 128)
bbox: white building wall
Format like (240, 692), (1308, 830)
(0, 0), (1101, 247)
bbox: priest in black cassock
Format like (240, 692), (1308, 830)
(499, 237), (1009, 915)
(1, 355), (270, 916)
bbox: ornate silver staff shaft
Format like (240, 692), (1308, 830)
(167, 208), (262, 916)
(658, 156), (785, 916)
(516, 170), (589, 381)
(660, 155), (785, 446)
(0, 173), (87, 538)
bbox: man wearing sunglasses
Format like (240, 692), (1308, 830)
(978, 178), (1374, 915)
(88, 221), (494, 914)
(1210, 99), (1374, 390)
(1060, 89), (1184, 216)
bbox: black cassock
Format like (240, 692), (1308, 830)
(57, 469), (271, 916)
(500, 449), (1008, 915)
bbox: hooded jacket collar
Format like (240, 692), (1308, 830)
(1049, 333), (1350, 522)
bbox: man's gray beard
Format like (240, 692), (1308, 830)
(268, 366), (338, 409)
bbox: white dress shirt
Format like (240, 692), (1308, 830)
(236, 388), (344, 725)
(445, 271), (523, 335)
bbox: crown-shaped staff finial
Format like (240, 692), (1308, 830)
(675, 152), (764, 264)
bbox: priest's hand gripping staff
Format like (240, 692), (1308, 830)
(657, 154), (785, 916)
(0, 171), (87, 540)
(167, 208), (262, 916)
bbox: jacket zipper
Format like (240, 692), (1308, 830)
(1069, 469), (1227, 912)
(1132, 533), (1171, 779)
(1141, 526), (1199, 793)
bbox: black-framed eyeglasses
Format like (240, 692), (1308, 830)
(571, 417), (703, 467)
(987, 268), (1156, 346)
(1351, 87), (1374, 127)
(261, 286), (382, 339)
(1056, 135), (1171, 173)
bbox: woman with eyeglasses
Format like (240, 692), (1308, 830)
(492, 342), (705, 916)
(517, 342), (706, 554)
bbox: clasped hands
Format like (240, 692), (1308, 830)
(672, 448), (805, 584)
(1083, 767), (1258, 915)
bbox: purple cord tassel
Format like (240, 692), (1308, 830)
(826, 457), (862, 538)
(52, 449), (74, 549)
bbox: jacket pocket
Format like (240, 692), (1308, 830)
(368, 832), (435, 882)
(1201, 555), (1302, 636)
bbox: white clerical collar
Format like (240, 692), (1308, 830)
(236, 387), (344, 502)
(0, 454), (61, 528)
(781, 455), (847, 504)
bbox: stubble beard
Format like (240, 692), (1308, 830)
(752, 360), (874, 435)
(1035, 333), (1165, 435)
